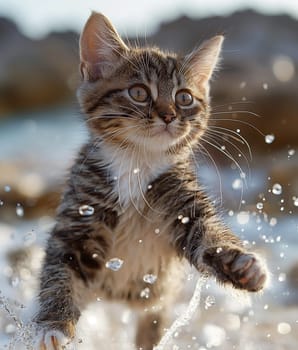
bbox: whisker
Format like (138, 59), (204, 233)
(196, 141), (223, 206)
(205, 130), (252, 164)
(128, 145), (153, 222)
(203, 132), (251, 178)
(200, 136), (245, 209)
(211, 111), (263, 122)
(211, 101), (256, 111)
(207, 125), (253, 159)
(200, 136), (247, 184)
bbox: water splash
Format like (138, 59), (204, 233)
(0, 292), (35, 349)
(153, 275), (207, 350)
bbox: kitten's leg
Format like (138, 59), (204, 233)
(174, 212), (268, 292)
(152, 178), (269, 293)
(34, 224), (112, 349)
(135, 312), (165, 350)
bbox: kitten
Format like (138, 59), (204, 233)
(34, 12), (267, 350)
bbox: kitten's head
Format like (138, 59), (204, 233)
(78, 12), (223, 153)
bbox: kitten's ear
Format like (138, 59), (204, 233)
(186, 35), (224, 88)
(79, 12), (128, 81)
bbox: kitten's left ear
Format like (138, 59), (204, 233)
(185, 35), (224, 89)
(79, 12), (129, 81)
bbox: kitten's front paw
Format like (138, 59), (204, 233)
(34, 329), (75, 350)
(204, 248), (267, 292)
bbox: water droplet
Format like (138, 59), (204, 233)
(276, 235), (281, 242)
(220, 145), (226, 150)
(0, 200), (3, 206)
(272, 183), (282, 195)
(236, 129), (240, 133)
(133, 168), (140, 174)
(277, 322), (291, 335)
(204, 295), (215, 309)
(294, 198), (298, 207)
(177, 214), (183, 220)
(154, 228), (160, 234)
(79, 204), (94, 216)
(147, 184), (152, 190)
(237, 211), (250, 225)
(264, 304), (269, 310)
(181, 217), (190, 224)
(263, 83), (268, 90)
(280, 252), (285, 258)
(143, 274), (157, 284)
(269, 217), (277, 226)
(16, 203), (24, 217)
(228, 210), (234, 216)
(265, 134), (275, 144)
(113, 176), (118, 181)
(140, 287), (150, 299)
(256, 202), (263, 210)
(288, 149), (295, 157)
(92, 253), (98, 258)
(4, 185), (11, 192)
(105, 258), (123, 271)
(232, 178), (243, 190)
(278, 273), (286, 282)
(216, 247), (223, 253)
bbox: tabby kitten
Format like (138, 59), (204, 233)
(34, 12), (267, 350)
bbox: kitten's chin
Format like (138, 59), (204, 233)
(126, 131), (179, 153)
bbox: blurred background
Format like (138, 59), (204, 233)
(0, 0), (297, 349)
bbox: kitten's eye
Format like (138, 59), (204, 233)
(175, 90), (193, 107)
(128, 85), (149, 103)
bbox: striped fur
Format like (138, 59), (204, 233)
(34, 12), (267, 350)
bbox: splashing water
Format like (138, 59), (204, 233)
(153, 275), (207, 350)
(0, 292), (35, 349)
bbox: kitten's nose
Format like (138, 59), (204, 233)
(159, 111), (176, 124)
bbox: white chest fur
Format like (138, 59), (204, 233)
(100, 144), (171, 209)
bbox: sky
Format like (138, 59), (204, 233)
(0, 0), (298, 38)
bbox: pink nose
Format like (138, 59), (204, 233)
(160, 112), (176, 124)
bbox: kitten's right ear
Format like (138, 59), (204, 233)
(79, 12), (128, 81)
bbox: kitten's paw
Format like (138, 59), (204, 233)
(204, 248), (267, 292)
(34, 329), (75, 350)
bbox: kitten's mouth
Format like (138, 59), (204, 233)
(151, 125), (176, 138)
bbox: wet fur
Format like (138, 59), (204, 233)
(34, 12), (267, 350)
